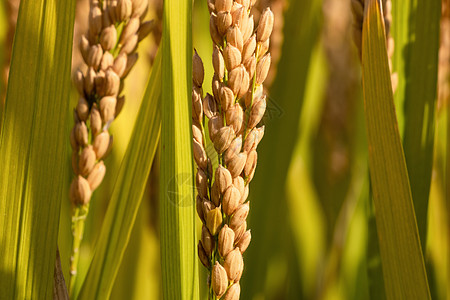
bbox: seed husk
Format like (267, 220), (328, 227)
(212, 46), (225, 80)
(226, 25), (243, 52)
(256, 7), (274, 42)
(228, 65), (245, 95)
(89, 7), (103, 37)
(206, 207), (223, 236)
(240, 184), (249, 204)
(224, 44), (242, 71)
(216, 11), (232, 35)
(100, 25), (117, 51)
(224, 136), (242, 163)
(192, 122), (203, 145)
(70, 176), (92, 206)
(76, 97), (90, 121)
(196, 168), (208, 199)
(245, 150), (258, 182)
(196, 195), (205, 222)
(198, 242), (210, 268)
(233, 176), (245, 197)
(113, 53), (128, 77)
(88, 44), (103, 70)
(100, 52), (115, 71)
(87, 161), (106, 190)
(90, 105), (102, 137)
(99, 96), (117, 123)
(230, 202), (250, 230)
(117, 0), (132, 21)
(193, 49), (205, 87)
(236, 230), (251, 253)
(223, 282), (241, 300)
(210, 14), (223, 46)
(203, 93), (217, 119)
(248, 96), (266, 129)
(218, 225), (235, 257)
(120, 18), (140, 46)
(208, 115), (223, 141)
(75, 121), (89, 147)
(224, 248), (244, 281)
(201, 225), (215, 256)
(79, 35), (90, 65)
(121, 34), (138, 54)
(93, 131), (110, 159)
(243, 15), (254, 41)
(212, 262), (228, 298)
(202, 200), (216, 217)
(104, 69), (121, 96)
(213, 126), (235, 154)
(256, 54), (271, 85)
(79, 145), (96, 176)
(242, 35), (256, 63)
(238, 68), (250, 98)
(193, 138), (208, 170)
(226, 151), (247, 178)
(215, 0), (233, 12)
(211, 180), (220, 206)
(220, 86), (235, 111)
(244, 55), (256, 79)
(216, 165), (233, 194)
(222, 185), (241, 215)
(84, 67), (96, 95)
(226, 103), (244, 134)
(233, 221), (247, 242)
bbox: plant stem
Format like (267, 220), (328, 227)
(69, 205), (89, 297)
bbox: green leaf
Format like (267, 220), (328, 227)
(160, 0), (198, 299)
(399, 0), (441, 252)
(0, 0), (76, 298)
(242, 0), (323, 297)
(77, 51), (162, 300)
(361, 0), (430, 298)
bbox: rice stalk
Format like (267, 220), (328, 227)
(192, 1), (274, 298)
(68, 0), (153, 295)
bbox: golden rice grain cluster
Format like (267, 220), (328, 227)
(192, 0), (274, 298)
(351, 0), (397, 91)
(69, 0), (153, 206)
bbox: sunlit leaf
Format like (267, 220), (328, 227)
(159, 0), (199, 299)
(0, 0), (76, 298)
(78, 51), (162, 300)
(361, 0), (430, 298)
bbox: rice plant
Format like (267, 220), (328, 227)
(0, 0), (448, 299)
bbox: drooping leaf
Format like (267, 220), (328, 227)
(77, 51), (162, 299)
(159, 0), (199, 299)
(0, 0), (76, 298)
(361, 0), (430, 298)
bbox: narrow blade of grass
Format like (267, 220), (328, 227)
(0, 0), (76, 298)
(160, 0), (199, 299)
(361, 0), (430, 298)
(401, 0), (441, 252)
(77, 51), (162, 300)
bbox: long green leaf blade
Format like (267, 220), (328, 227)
(362, 0), (430, 298)
(0, 0), (76, 298)
(401, 0), (441, 251)
(78, 51), (162, 300)
(160, 0), (199, 298)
